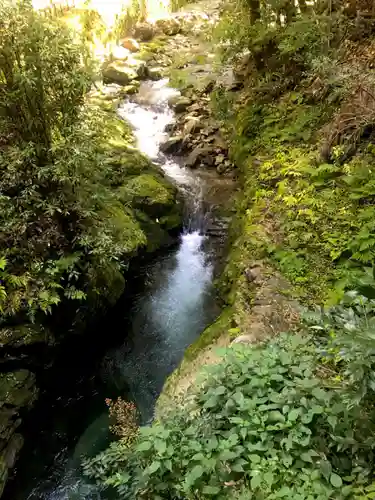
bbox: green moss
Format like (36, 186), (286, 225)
(118, 173), (177, 216)
(183, 308), (232, 363)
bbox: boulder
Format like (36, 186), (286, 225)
(148, 67), (163, 81)
(0, 433), (23, 497)
(185, 146), (215, 168)
(0, 370), (38, 496)
(122, 83), (140, 95)
(0, 324), (51, 348)
(160, 135), (184, 154)
(183, 117), (203, 135)
(120, 37), (140, 52)
(155, 18), (181, 36)
(103, 61), (137, 86)
(133, 22), (154, 42)
(168, 95), (191, 113)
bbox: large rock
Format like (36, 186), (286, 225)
(183, 117), (204, 135)
(133, 22), (154, 42)
(168, 95), (191, 113)
(148, 67), (163, 81)
(118, 173), (177, 218)
(120, 37), (140, 52)
(160, 135), (184, 154)
(185, 145), (215, 168)
(155, 18), (181, 36)
(103, 61), (137, 86)
(0, 324), (51, 348)
(0, 370), (38, 496)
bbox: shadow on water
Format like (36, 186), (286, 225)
(5, 79), (226, 499)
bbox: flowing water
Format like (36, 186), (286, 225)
(5, 79), (230, 500)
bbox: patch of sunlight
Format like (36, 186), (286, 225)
(33, 0), (173, 27)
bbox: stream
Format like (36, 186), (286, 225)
(5, 79), (230, 500)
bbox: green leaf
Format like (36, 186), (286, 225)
(288, 408), (300, 421)
(249, 454), (261, 463)
(202, 485), (220, 495)
(320, 460), (332, 480)
(330, 473), (343, 488)
(251, 474), (262, 490)
(264, 471), (274, 486)
(268, 410), (285, 422)
(185, 465), (204, 487)
(148, 461), (161, 474)
(136, 440), (152, 452)
(155, 439), (167, 454)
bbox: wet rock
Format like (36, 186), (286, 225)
(122, 82), (140, 95)
(0, 433), (23, 497)
(185, 146), (215, 168)
(168, 95), (191, 113)
(0, 324), (51, 348)
(148, 67), (163, 81)
(160, 135), (184, 154)
(103, 61), (137, 86)
(0, 370), (38, 496)
(134, 22), (154, 42)
(120, 37), (140, 52)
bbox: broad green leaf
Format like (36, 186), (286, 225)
(147, 461), (161, 474)
(251, 474), (262, 490)
(202, 485), (220, 495)
(330, 473), (343, 488)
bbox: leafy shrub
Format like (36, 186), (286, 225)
(84, 334), (375, 499)
(305, 274), (375, 405)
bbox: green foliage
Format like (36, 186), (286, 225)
(305, 273), (375, 405)
(0, 1), (179, 321)
(84, 332), (375, 499)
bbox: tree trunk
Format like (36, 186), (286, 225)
(298, 0), (308, 13)
(249, 0), (261, 23)
(284, 0), (297, 22)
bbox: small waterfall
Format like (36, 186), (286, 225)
(118, 79), (210, 236)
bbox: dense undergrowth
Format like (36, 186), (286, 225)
(214, 0), (375, 305)
(84, 282), (375, 499)
(84, 1), (375, 499)
(0, 0), (180, 330)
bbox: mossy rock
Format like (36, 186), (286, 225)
(118, 173), (179, 217)
(104, 151), (151, 186)
(0, 370), (38, 409)
(135, 211), (176, 253)
(0, 324), (52, 348)
(102, 61), (138, 86)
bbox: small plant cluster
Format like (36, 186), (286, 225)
(106, 397), (139, 443)
(84, 321), (375, 499)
